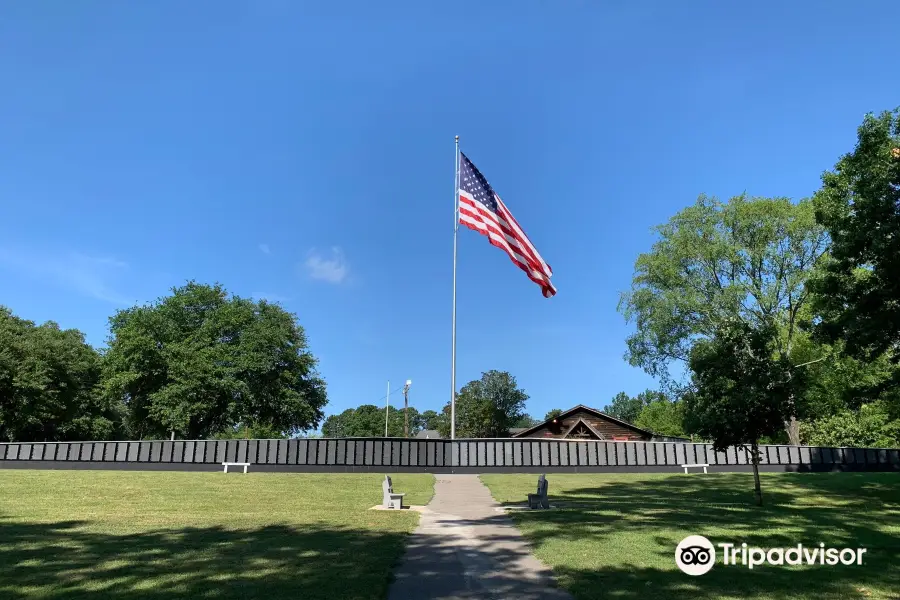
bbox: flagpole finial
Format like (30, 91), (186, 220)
(455, 135), (459, 143)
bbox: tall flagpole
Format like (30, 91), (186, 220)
(450, 135), (460, 440)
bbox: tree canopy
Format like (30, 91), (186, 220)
(684, 320), (806, 505)
(811, 109), (900, 367)
(321, 404), (423, 437)
(802, 401), (900, 448)
(101, 282), (327, 439)
(512, 414), (540, 428)
(603, 390), (663, 424)
(543, 408), (563, 421)
(619, 194), (828, 384)
(420, 410), (445, 431)
(633, 397), (685, 438)
(0, 307), (120, 442)
(438, 370), (528, 438)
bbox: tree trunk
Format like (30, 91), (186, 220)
(750, 442), (763, 506)
(784, 415), (800, 445)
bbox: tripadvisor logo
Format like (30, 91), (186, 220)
(675, 535), (867, 575)
(676, 535), (716, 575)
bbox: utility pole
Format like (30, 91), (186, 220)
(403, 380), (412, 438)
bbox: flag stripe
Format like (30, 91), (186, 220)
(457, 151), (556, 297)
(461, 193), (544, 271)
(495, 196), (553, 277)
(459, 193), (545, 274)
(459, 208), (549, 284)
(458, 193), (556, 297)
(460, 210), (556, 295)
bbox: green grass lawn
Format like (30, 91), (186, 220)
(481, 472), (900, 600)
(0, 470), (433, 600)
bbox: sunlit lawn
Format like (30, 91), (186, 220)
(481, 472), (900, 600)
(0, 470), (434, 600)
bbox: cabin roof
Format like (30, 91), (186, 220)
(510, 404), (656, 438)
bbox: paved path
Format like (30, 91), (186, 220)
(387, 474), (573, 600)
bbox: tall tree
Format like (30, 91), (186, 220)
(513, 414), (539, 428)
(543, 408), (563, 421)
(321, 408), (356, 438)
(438, 370), (528, 438)
(811, 109), (900, 378)
(0, 307), (119, 442)
(634, 397), (685, 438)
(684, 319), (806, 506)
(619, 194), (828, 441)
(789, 332), (899, 421)
(802, 401), (900, 448)
(321, 404), (422, 437)
(390, 405), (422, 437)
(213, 423), (289, 440)
(102, 282), (328, 439)
(420, 410), (446, 431)
(603, 390), (661, 424)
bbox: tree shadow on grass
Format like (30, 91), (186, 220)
(389, 513), (572, 600)
(497, 473), (900, 600)
(551, 561), (889, 600)
(0, 519), (409, 600)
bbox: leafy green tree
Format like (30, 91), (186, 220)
(438, 370), (528, 438)
(604, 392), (641, 423)
(0, 307), (120, 442)
(543, 408), (563, 421)
(789, 334), (899, 420)
(390, 405), (421, 437)
(420, 409), (445, 431)
(321, 404), (422, 437)
(212, 423), (288, 440)
(603, 390), (663, 424)
(102, 282), (327, 439)
(328, 405), (383, 437)
(802, 401), (900, 448)
(684, 320), (806, 506)
(811, 109), (900, 378)
(619, 194), (828, 441)
(321, 408), (355, 437)
(513, 414), (539, 428)
(634, 398), (685, 438)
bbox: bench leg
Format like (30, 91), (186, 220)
(683, 467), (688, 474)
(703, 466), (707, 474)
(223, 464), (228, 473)
(243, 465), (248, 474)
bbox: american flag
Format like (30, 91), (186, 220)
(457, 152), (556, 297)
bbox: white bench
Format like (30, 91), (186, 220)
(222, 462), (251, 473)
(681, 463), (709, 474)
(382, 475), (405, 509)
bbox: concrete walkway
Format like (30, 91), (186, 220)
(387, 474), (573, 600)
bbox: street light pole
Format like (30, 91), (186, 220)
(403, 380), (412, 438)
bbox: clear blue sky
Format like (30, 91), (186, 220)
(1, 2), (897, 425)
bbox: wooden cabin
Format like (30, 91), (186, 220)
(511, 404), (654, 440)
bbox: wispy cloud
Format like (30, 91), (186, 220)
(303, 247), (349, 284)
(0, 248), (134, 305)
(258, 243), (271, 255)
